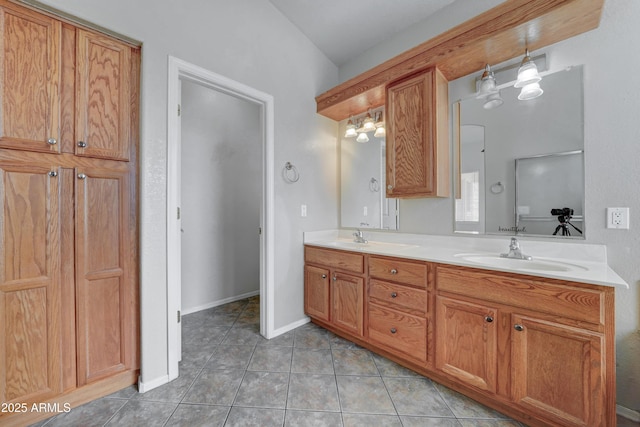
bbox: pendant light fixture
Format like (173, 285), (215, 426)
(517, 82), (544, 100)
(344, 117), (357, 138)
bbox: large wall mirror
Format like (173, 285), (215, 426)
(455, 65), (585, 238)
(340, 119), (399, 230)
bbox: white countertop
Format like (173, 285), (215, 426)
(303, 229), (628, 289)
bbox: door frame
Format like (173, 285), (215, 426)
(166, 56), (275, 380)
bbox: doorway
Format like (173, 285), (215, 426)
(167, 57), (275, 381)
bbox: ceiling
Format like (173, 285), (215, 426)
(267, 0), (457, 67)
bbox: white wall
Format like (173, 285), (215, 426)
(36, 0), (339, 388)
(180, 81), (260, 313)
(339, 0), (640, 412)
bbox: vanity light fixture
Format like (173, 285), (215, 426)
(345, 117), (358, 138)
(476, 64), (498, 99)
(476, 64), (504, 109)
(515, 49), (542, 88)
(344, 109), (385, 141)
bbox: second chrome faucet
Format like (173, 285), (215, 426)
(500, 237), (532, 260)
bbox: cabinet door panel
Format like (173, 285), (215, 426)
(0, 4), (61, 153)
(331, 273), (364, 336)
(76, 29), (131, 161)
(386, 71), (433, 197)
(304, 265), (330, 321)
(0, 162), (61, 402)
(511, 315), (604, 426)
(75, 167), (131, 384)
(435, 296), (497, 393)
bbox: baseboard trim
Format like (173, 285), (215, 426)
(182, 290), (260, 315)
(618, 405), (640, 422)
(138, 374), (169, 393)
(270, 316), (310, 337)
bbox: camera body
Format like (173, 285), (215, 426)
(551, 207), (573, 217)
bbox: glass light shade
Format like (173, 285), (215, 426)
(344, 120), (357, 138)
(374, 126), (386, 138)
(483, 92), (503, 109)
(362, 114), (376, 132)
(356, 132), (369, 143)
(514, 56), (541, 88)
(476, 65), (497, 99)
(518, 82), (543, 100)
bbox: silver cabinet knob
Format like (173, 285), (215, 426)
(332, 275), (337, 281)
(387, 185), (393, 190)
(485, 316), (494, 323)
(321, 274), (327, 279)
(390, 269), (398, 275)
(77, 141), (87, 148)
(47, 138), (57, 145)
(514, 324), (524, 331)
(390, 328), (397, 334)
(390, 292), (397, 298)
(48, 171), (58, 177)
(77, 173), (87, 180)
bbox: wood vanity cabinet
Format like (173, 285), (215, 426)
(385, 67), (449, 198)
(435, 265), (614, 427)
(0, 1), (139, 424)
(304, 246), (365, 337)
(303, 245), (616, 427)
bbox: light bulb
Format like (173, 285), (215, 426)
(356, 132), (369, 143)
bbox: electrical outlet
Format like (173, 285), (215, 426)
(606, 207), (629, 229)
(363, 206), (368, 216)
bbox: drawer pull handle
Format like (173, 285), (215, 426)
(390, 328), (397, 334)
(485, 316), (493, 323)
(332, 275), (337, 281)
(514, 324), (524, 332)
(390, 269), (398, 275)
(390, 292), (397, 298)
(78, 141), (87, 148)
(321, 274), (327, 279)
(47, 137), (57, 145)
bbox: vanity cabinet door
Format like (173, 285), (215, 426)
(386, 68), (449, 198)
(304, 265), (330, 322)
(331, 272), (364, 337)
(511, 314), (605, 427)
(435, 295), (498, 393)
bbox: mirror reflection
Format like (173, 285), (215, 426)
(340, 123), (399, 230)
(455, 65), (585, 238)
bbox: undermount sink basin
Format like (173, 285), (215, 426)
(455, 254), (588, 273)
(327, 240), (415, 251)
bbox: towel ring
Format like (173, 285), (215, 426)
(283, 162), (299, 183)
(490, 182), (504, 194)
(369, 178), (380, 192)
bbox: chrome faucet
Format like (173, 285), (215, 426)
(501, 237), (532, 260)
(353, 229), (367, 244)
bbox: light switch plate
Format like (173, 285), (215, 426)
(606, 207), (629, 229)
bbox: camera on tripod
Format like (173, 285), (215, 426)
(550, 207), (582, 236)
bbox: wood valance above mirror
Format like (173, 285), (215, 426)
(315, 0), (604, 121)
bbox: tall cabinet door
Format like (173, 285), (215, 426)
(0, 161), (61, 403)
(0, 4), (61, 153)
(75, 29), (131, 161)
(331, 272), (364, 336)
(75, 167), (133, 385)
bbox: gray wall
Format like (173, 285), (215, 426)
(180, 81), (260, 313)
(37, 0), (340, 388)
(339, 0), (640, 411)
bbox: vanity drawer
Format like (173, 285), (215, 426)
(436, 265), (604, 326)
(305, 246), (364, 274)
(369, 279), (427, 316)
(369, 256), (427, 288)
(368, 303), (427, 361)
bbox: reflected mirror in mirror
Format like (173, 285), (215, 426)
(454, 65), (584, 238)
(340, 119), (399, 230)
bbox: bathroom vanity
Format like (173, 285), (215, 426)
(304, 230), (626, 427)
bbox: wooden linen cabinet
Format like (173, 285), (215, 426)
(0, 0), (140, 422)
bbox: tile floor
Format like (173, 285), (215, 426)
(30, 296), (638, 427)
